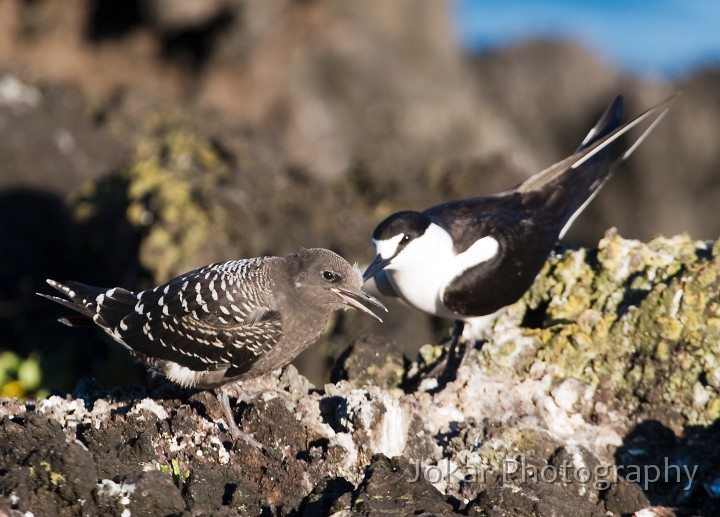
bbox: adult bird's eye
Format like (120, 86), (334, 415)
(402, 235), (411, 243)
(322, 271), (339, 282)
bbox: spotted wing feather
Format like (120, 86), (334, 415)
(44, 260), (283, 375)
(109, 260), (282, 374)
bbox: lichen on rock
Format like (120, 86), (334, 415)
(122, 118), (232, 282)
(3, 230), (720, 515)
(489, 228), (720, 431)
(67, 111), (235, 285)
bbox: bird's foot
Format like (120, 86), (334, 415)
(424, 314), (497, 381)
(227, 419), (265, 450)
(424, 335), (476, 380)
(217, 388), (264, 451)
(430, 348), (473, 377)
(404, 321), (476, 391)
(432, 320), (466, 376)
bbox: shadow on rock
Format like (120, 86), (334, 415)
(615, 419), (720, 516)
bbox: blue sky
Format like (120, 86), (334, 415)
(452, 0), (720, 78)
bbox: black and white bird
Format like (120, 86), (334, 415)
(363, 95), (675, 373)
(40, 248), (386, 447)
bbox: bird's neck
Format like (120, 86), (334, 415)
(384, 223), (459, 318)
(263, 267), (332, 373)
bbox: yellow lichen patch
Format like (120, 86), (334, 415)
(50, 471), (66, 487)
(707, 398), (720, 420)
(121, 125), (231, 282)
(493, 229), (720, 427)
(419, 344), (444, 367)
(69, 112), (234, 284)
(654, 340), (671, 362)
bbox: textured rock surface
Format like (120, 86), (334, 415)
(2, 231), (719, 516)
(2, 2), (720, 515)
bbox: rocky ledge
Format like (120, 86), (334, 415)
(2, 230), (719, 516)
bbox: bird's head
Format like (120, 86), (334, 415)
(363, 211), (431, 281)
(287, 248), (387, 322)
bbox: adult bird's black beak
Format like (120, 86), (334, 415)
(362, 255), (392, 282)
(331, 287), (388, 322)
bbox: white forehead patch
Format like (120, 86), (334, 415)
(374, 233), (405, 260)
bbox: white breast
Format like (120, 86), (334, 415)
(381, 223), (499, 319)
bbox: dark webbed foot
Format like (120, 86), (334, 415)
(402, 321), (478, 393)
(425, 320), (474, 379)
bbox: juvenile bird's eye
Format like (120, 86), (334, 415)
(402, 235), (411, 243)
(322, 271), (339, 282)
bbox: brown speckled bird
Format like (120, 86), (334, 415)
(39, 248), (386, 447)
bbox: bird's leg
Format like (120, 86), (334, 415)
(216, 388), (264, 450)
(452, 311), (506, 373)
(426, 320), (467, 378)
(457, 320), (477, 369)
(450, 319), (468, 363)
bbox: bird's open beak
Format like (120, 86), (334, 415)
(362, 254), (392, 282)
(332, 287), (387, 322)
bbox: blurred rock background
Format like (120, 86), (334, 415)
(1, 0), (718, 393)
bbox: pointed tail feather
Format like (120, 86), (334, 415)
(569, 93), (678, 172)
(515, 93), (677, 237)
(517, 95), (625, 194)
(62, 280), (108, 304)
(556, 94), (676, 238)
(576, 95), (625, 151)
(39, 278), (141, 331)
(39, 279), (96, 318)
(39, 279), (107, 324)
(36, 292), (92, 320)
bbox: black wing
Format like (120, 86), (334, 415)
(425, 96), (626, 255)
(438, 208), (559, 316)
